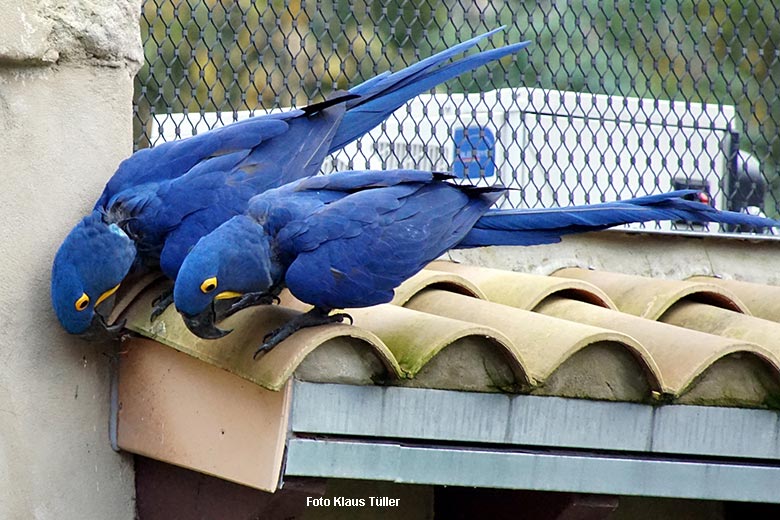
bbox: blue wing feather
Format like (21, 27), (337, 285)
(273, 173), (500, 308)
(99, 27), (523, 211)
(261, 175), (779, 309)
(348, 28), (507, 98)
(332, 38), (532, 150)
(97, 30), (527, 275)
(95, 118), (290, 208)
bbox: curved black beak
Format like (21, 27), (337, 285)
(181, 302), (232, 340)
(79, 312), (127, 342)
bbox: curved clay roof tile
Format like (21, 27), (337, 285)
(427, 261), (617, 310)
(553, 268), (749, 319)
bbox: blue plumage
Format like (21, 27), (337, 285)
(51, 214), (137, 337)
(459, 190), (778, 247)
(172, 170), (779, 353)
(51, 30), (527, 335)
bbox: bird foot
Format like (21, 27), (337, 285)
(254, 308), (352, 359)
(223, 291), (281, 319)
(150, 288), (174, 322)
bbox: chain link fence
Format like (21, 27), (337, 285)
(133, 0), (780, 225)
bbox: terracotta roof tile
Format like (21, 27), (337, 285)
(429, 261), (616, 310)
(534, 296), (775, 403)
(552, 267), (748, 319)
(388, 268), (486, 305)
(120, 281), (402, 391)
(660, 300), (780, 361)
(348, 303), (521, 382)
(116, 257), (780, 408)
(688, 276), (780, 322)
(404, 288), (653, 390)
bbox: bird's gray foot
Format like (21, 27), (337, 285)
(254, 307), (353, 359)
(150, 288), (174, 322)
(223, 291), (281, 319)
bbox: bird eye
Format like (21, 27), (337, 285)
(200, 277), (218, 293)
(75, 293), (90, 311)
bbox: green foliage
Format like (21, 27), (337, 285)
(135, 0), (780, 212)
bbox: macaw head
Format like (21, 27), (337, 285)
(51, 212), (137, 337)
(174, 215), (277, 339)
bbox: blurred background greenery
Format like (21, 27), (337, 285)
(134, 0), (780, 213)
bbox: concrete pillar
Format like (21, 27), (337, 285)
(0, 1), (142, 518)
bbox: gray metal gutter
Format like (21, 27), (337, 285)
(285, 438), (780, 503)
(285, 381), (780, 502)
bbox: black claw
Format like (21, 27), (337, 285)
(223, 289), (282, 319)
(149, 304), (166, 322)
(150, 289), (174, 322)
(253, 343), (273, 360)
(332, 312), (353, 325)
(255, 325), (293, 358)
(151, 287), (171, 307)
(252, 307), (352, 360)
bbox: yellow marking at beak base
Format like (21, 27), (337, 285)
(95, 284), (121, 307)
(215, 291), (243, 300)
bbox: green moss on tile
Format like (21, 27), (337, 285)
(763, 391), (780, 411)
(394, 336), (529, 393)
(676, 353), (780, 409)
(295, 338), (392, 386)
(532, 342), (653, 402)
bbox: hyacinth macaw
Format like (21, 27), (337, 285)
(51, 28), (531, 338)
(172, 169), (779, 356)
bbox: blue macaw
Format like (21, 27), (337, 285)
(172, 169), (779, 355)
(51, 28), (530, 338)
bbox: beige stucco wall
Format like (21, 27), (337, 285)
(0, 1), (142, 518)
(449, 228), (780, 284)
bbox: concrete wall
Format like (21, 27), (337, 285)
(0, 1), (141, 518)
(449, 229), (780, 284)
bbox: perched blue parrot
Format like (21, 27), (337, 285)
(172, 169), (779, 355)
(51, 28), (531, 338)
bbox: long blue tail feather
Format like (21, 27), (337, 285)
(458, 191), (779, 247)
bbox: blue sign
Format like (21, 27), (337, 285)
(452, 126), (496, 179)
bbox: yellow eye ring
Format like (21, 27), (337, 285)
(75, 293), (90, 312)
(200, 277), (218, 294)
